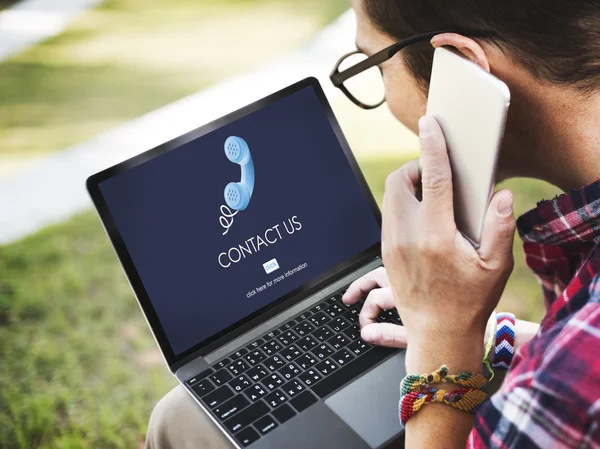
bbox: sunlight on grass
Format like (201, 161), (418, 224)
(0, 0), (349, 158)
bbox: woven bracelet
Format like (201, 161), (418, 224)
(399, 386), (488, 425)
(492, 313), (516, 370)
(400, 365), (487, 396)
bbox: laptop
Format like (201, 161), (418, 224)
(87, 77), (406, 449)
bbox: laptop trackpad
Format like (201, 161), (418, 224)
(325, 351), (406, 448)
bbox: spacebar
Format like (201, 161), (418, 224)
(313, 346), (397, 399)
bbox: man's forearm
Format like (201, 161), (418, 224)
(404, 331), (485, 449)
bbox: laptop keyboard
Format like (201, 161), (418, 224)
(184, 289), (402, 447)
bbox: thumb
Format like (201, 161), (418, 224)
(361, 323), (407, 348)
(478, 189), (516, 265)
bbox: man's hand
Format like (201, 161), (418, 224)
(342, 267), (407, 348)
(383, 114), (516, 371)
(382, 115), (516, 448)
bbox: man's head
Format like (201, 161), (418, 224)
(350, 0), (600, 183)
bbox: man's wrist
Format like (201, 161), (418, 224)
(405, 332), (485, 375)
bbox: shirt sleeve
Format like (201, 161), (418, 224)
(467, 276), (600, 449)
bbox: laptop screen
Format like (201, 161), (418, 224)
(97, 83), (381, 358)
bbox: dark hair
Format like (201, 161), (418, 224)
(363, 0), (600, 92)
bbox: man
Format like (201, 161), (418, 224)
(146, 0), (600, 447)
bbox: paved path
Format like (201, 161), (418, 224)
(0, 11), (356, 244)
(0, 0), (103, 62)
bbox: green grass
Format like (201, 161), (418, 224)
(0, 0), (349, 158)
(0, 154), (561, 448)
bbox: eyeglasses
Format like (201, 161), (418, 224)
(330, 30), (492, 110)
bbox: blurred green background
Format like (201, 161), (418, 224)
(0, 0), (560, 447)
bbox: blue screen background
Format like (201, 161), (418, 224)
(99, 86), (381, 356)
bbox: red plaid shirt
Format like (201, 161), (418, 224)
(468, 179), (600, 448)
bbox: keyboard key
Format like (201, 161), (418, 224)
(347, 339), (371, 356)
(264, 330), (281, 341)
(248, 339), (265, 350)
(343, 323), (361, 340)
(254, 415), (278, 435)
(313, 346), (396, 399)
(315, 359), (339, 377)
(328, 334), (350, 351)
(310, 302), (327, 314)
(280, 345), (302, 362)
(261, 340), (282, 356)
(224, 400), (269, 433)
(214, 358), (231, 370)
(214, 394), (250, 420)
(279, 362), (301, 381)
(264, 354), (285, 372)
(297, 335), (319, 352)
(235, 426), (260, 447)
(245, 384), (269, 402)
(313, 343), (334, 360)
(263, 373), (285, 390)
(244, 349), (266, 366)
(191, 378), (215, 397)
(264, 389), (287, 408)
(323, 303), (345, 318)
(298, 368), (322, 387)
(290, 390), (318, 412)
(326, 296), (338, 304)
(278, 330), (299, 346)
(297, 311), (312, 321)
(185, 368), (213, 386)
(210, 369), (233, 387)
(329, 316), (351, 333)
(203, 385), (234, 408)
(309, 312), (330, 327)
(280, 319), (297, 331)
(230, 374), (252, 393)
(281, 379), (305, 397)
(296, 353), (318, 370)
(246, 364), (270, 382)
(343, 308), (360, 322)
(295, 322), (315, 337)
(332, 348), (355, 367)
(228, 359), (250, 376)
(313, 326), (334, 342)
(231, 348), (248, 360)
(272, 403), (296, 424)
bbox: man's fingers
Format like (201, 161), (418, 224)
(358, 288), (396, 328)
(418, 116), (454, 225)
(342, 267), (389, 305)
(479, 189), (516, 266)
(361, 323), (407, 348)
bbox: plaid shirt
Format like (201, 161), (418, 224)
(468, 179), (600, 449)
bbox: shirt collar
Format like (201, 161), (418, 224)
(517, 179), (600, 245)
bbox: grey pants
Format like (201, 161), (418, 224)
(145, 386), (233, 449)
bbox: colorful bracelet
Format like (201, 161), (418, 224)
(399, 386), (488, 425)
(401, 365), (487, 395)
(492, 313), (516, 370)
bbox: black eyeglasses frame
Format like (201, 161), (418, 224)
(330, 30), (494, 109)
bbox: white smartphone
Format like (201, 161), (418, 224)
(426, 47), (511, 248)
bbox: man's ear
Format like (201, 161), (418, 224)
(430, 33), (490, 72)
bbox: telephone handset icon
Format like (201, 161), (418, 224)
(224, 136), (254, 211)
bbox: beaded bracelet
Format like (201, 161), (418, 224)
(401, 365), (487, 395)
(492, 313), (516, 370)
(399, 386), (488, 425)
